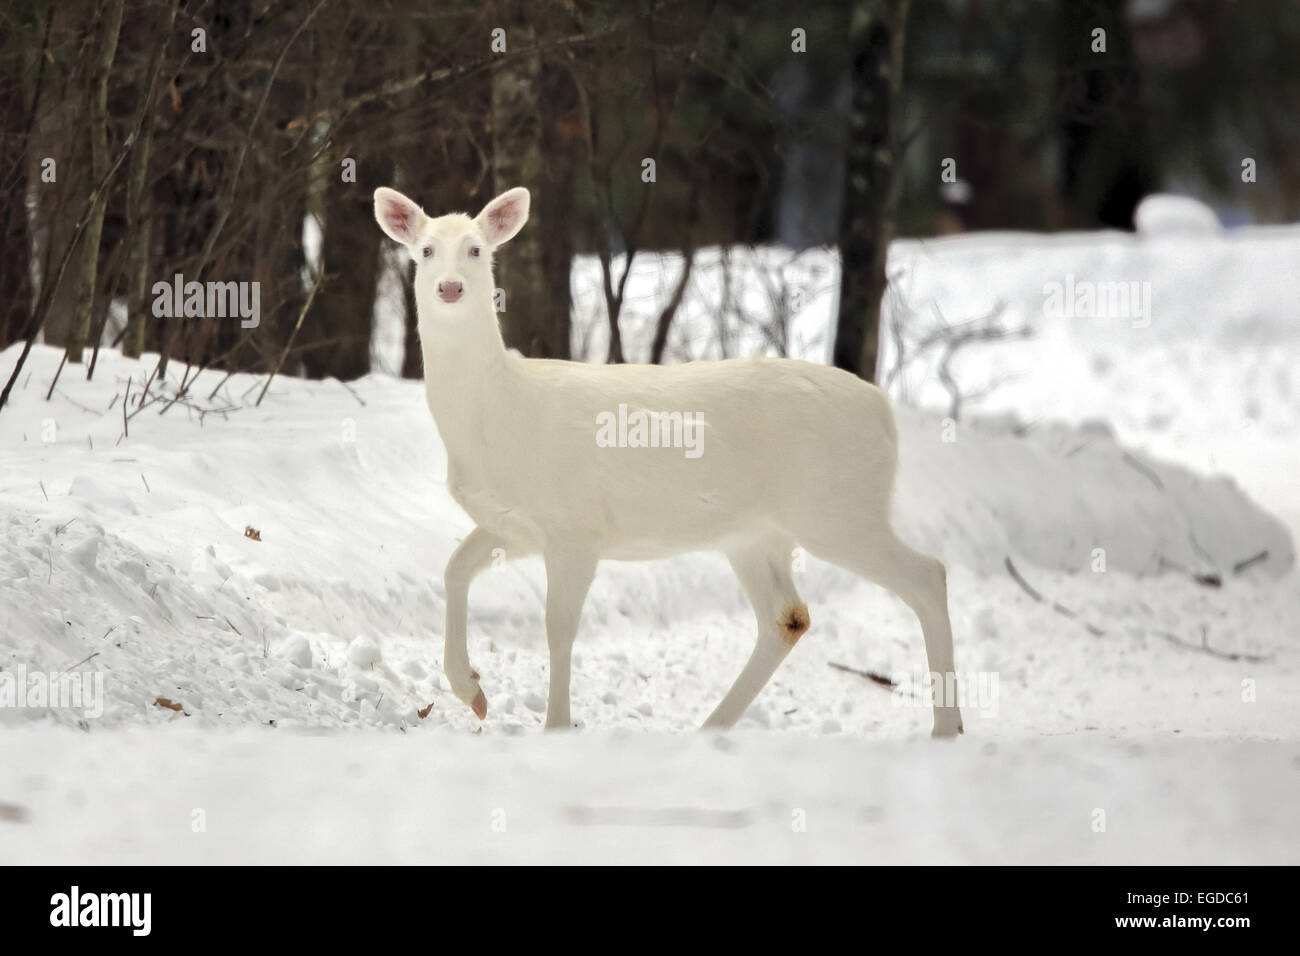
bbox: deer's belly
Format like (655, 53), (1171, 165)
(446, 466), (760, 558)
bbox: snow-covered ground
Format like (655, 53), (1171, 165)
(4, 730), (1294, 864)
(2, 220), (1298, 864)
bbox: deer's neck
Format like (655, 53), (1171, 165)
(416, 293), (511, 453)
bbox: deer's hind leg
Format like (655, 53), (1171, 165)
(702, 536), (808, 730)
(804, 517), (963, 738)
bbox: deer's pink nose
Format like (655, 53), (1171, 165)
(437, 281), (464, 303)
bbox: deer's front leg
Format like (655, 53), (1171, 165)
(444, 526), (502, 720)
(542, 543), (599, 730)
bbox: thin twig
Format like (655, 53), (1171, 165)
(1121, 451), (1164, 491)
(45, 350), (68, 401)
(1004, 556), (1044, 603)
(337, 379), (367, 407)
(257, 272), (323, 407)
(1005, 555), (1107, 637)
(1232, 550), (1269, 575)
(57, 652), (100, 676)
(1155, 627), (1271, 664)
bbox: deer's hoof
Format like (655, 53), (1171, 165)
(931, 710), (964, 739)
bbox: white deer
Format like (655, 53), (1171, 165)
(373, 185), (963, 737)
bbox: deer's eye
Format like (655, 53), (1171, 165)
(469, 246), (481, 258)
(421, 246), (433, 259)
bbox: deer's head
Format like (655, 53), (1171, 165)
(373, 186), (529, 316)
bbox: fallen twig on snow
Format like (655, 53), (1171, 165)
(1004, 556), (1044, 603)
(1005, 556), (1106, 636)
(828, 660), (897, 690)
(1006, 555), (1275, 655)
(1154, 627), (1271, 664)
(1232, 550), (1269, 575)
(1121, 451), (1164, 491)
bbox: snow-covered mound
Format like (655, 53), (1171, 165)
(0, 344), (1295, 739)
(894, 408), (1291, 578)
(1133, 193), (1222, 236)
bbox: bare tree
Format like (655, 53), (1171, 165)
(0, 6), (43, 350)
(491, 2), (557, 357)
(832, 0), (910, 383)
(302, 5), (383, 381)
(65, 0), (126, 363)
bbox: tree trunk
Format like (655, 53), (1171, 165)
(66, 0), (125, 363)
(122, 102), (154, 359)
(832, 0), (910, 383)
(306, 186), (380, 381)
(1056, 0), (1156, 229)
(302, 9), (381, 381)
(490, 2), (568, 359)
(0, 13), (37, 351)
(28, 2), (90, 351)
(248, 54), (311, 375)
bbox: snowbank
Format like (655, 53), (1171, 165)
(895, 407), (1291, 578)
(0, 344), (1294, 738)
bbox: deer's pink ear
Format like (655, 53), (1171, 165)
(475, 187), (530, 247)
(374, 188), (425, 245)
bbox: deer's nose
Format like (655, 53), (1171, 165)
(437, 280), (464, 303)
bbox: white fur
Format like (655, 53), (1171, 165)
(373, 186), (963, 736)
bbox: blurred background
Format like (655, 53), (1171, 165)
(2, 0), (1298, 388)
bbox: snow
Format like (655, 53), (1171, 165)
(2, 220), (1298, 864)
(1133, 193), (1222, 236)
(2, 729), (1295, 864)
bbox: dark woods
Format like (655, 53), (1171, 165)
(0, 0), (1296, 398)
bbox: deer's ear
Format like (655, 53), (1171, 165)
(373, 188), (425, 245)
(474, 187), (530, 247)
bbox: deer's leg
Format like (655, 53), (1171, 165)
(542, 542), (599, 730)
(811, 526), (963, 738)
(703, 539), (808, 730)
(443, 526), (502, 720)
